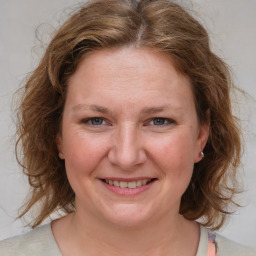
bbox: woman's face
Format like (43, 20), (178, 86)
(57, 47), (209, 227)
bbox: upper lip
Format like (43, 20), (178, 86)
(99, 177), (157, 182)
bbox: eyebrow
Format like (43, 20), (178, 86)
(141, 106), (170, 114)
(72, 104), (176, 114)
(72, 104), (110, 114)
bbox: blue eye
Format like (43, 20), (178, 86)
(151, 118), (171, 126)
(83, 117), (105, 126)
(90, 118), (104, 125)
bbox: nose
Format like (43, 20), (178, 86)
(108, 123), (147, 170)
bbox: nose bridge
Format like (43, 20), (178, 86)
(108, 122), (146, 169)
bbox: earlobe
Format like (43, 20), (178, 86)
(200, 122), (210, 150)
(56, 134), (65, 159)
(194, 120), (210, 163)
(200, 110), (210, 152)
(58, 152), (65, 159)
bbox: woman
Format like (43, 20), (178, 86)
(0, 0), (255, 255)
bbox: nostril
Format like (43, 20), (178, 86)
(108, 149), (148, 170)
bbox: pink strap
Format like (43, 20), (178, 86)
(207, 232), (218, 256)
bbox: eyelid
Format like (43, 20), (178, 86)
(81, 117), (109, 126)
(80, 117), (175, 127)
(145, 117), (176, 126)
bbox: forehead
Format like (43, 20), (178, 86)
(66, 47), (195, 114)
(69, 47), (191, 89)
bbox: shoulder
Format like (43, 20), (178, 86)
(215, 233), (256, 256)
(0, 224), (62, 256)
(198, 225), (256, 256)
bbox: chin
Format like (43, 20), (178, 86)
(101, 203), (155, 228)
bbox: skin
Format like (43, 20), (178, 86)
(53, 47), (209, 256)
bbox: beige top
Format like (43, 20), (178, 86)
(0, 224), (255, 255)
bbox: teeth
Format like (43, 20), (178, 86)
(114, 180), (119, 186)
(142, 179), (147, 185)
(128, 181), (136, 188)
(136, 180), (142, 186)
(104, 179), (153, 188)
(120, 181), (127, 188)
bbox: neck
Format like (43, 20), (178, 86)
(53, 209), (200, 256)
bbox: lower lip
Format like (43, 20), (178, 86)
(100, 180), (157, 196)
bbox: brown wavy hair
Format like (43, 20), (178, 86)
(16, 0), (242, 229)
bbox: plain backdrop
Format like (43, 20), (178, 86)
(0, 0), (256, 250)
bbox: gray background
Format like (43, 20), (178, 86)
(0, 0), (255, 249)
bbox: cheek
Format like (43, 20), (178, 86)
(147, 130), (196, 177)
(62, 131), (109, 177)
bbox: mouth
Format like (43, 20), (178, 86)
(100, 178), (158, 189)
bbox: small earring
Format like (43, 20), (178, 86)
(200, 151), (204, 159)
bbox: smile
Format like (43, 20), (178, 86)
(100, 178), (158, 196)
(103, 178), (156, 188)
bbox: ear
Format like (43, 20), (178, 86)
(194, 117), (210, 163)
(56, 133), (65, 159)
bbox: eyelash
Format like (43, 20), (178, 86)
(81, 117), (107, 126)
(81, 117), (175, 127)
(146, 118), (175, 126)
